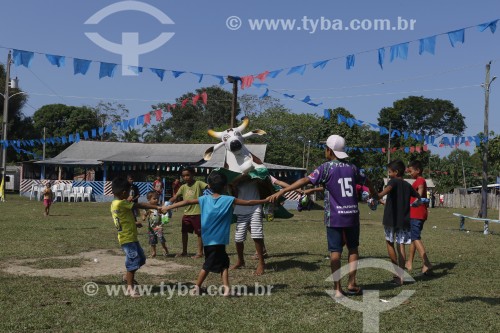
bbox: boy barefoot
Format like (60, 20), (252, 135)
(375, 160), (421, 285)
(269, 135), (376, 297)
(407, 160), (433, 274)
(42, 183), (53, 216)
(164, 171), (268, 296)
(110, 177), (164, 297)
(143, 191), (169, 258)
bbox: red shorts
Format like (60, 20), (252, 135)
(181, 215), (201, 236)
(43, 199), (52, 207)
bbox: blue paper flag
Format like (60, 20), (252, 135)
(419, 36), (436, 55)
(74, 58), (92, 75)
(212, 75), (225, 84)
(172, 71), (185, 78)
(390, 42), (409, 62)
(323, 109), (330, 120)
(137, 115), (144, 125)
(283, 94), (295, 98)
(99, 62), (117, 78)
(267, 69), (283, 78)
(312, 60), (329, 69)
(301, 95), (311, 103)
(83, 131), (89, 140)
(259, 88), (269, 99)
(378, 48), (385, 69)
(287, 64), (307, 75)
(346, 55), (355, 70)
(150, 68), (165, 81)
(128, 66), (143, 74)
(477, 20), (498, 33)
(91, 129), (97, 138)
(46, 54), (65, 67)
(448, 29), (465, 47)
(13, 49), (34, 68)
(193, 73), (203, 83)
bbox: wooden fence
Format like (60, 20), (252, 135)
(442, 193), (499, 210)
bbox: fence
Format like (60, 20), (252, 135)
(442, 192), (499, 210)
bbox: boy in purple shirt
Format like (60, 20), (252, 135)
(269, 135), (376, 298)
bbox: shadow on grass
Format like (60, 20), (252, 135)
(412, 262), (457, 282)
(447, 296), (500, 305)
(268, 258), (322, 272)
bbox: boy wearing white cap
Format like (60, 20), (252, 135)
(268, 135), (376, 298)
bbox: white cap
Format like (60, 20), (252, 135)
(326, 135), (348, 159)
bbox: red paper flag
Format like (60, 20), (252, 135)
(256, 70), (270, 82)
(416, 146), (421, 153)
(192, 94), (200, 105)
(155, 109), (162, 121)
(201, 91), (208, 105)
(410, 146), (415, 153)
(382, 148), (386, 153)
(181, 98), (189, 107)
(144, 113), (151, 124)
(167, 104), (171, 112)
(171, 104), (176, 109)
(423, 145), (428, 151)
(465, 140), (470, 147)
(240, 75), (254, 89)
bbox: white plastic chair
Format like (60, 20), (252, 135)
(83, 186), (93, 202)
(76, 186), (85, 202)
(68, 187), (79, 202)
(29, 184), (37, 200)
(51, 185), (60, 202)
(63, 183), (73, 202)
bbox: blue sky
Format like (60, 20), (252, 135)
(1, 0), (499, 156)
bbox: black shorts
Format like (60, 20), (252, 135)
(326, 225), (360, 253)
(202, 245), (229, 273)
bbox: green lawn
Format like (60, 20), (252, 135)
(0, 194), (499, 333)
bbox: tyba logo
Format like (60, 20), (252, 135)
(84, 1), (175, 76)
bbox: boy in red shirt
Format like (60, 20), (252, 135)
(407, 160), (433, 275)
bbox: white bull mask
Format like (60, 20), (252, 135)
(204, 117), (266, 174)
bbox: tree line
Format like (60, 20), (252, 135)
(1, 64), (498, 192)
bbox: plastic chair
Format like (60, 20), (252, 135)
(29, 184), (38, 200)
(76, 186), (85, 202)
(63, 183), (73, 202)
(52, 185), (61, 202)
(83, 186), (93, 202)
(68, 187), (78, 202)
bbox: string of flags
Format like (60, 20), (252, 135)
(241, 19), (498, 80)
(6, 19), (497, 87)
(0, 92), (208, 150)
(336, 114), (484, 148)
(8, 49), (227, 84)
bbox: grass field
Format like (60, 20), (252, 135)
(0, 194), (499, 333)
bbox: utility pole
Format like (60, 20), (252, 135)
(226, 76), (239, 128)
(42, 127), (46, 160)
(1, 51), (12, 201)
(305, 140), (311, 172)
(481, 62), (496, 223)
(387, 122), (392, 180)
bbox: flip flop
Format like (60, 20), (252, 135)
(346, 287), (363, 296)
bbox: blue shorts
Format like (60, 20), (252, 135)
(121, 242), (146, 272)
(410, 219), (425, 241)
(326, 225), (360, 253)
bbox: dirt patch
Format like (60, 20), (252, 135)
(2, 249), (192, 279)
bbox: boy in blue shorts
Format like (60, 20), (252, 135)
(111, 177), (165, 297)
(164, 171), (268, 296)
(269, 135), (376, 298)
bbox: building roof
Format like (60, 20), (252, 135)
(35, 141), (271, 168)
